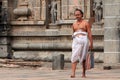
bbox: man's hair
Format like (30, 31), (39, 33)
(74, 8), (83, 17)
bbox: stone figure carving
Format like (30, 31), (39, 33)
(93, 0), (103, 22)
(50, 0), (57, 24)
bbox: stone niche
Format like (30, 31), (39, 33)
(61, 0), (91, 20)
(57, 0), (91, 25)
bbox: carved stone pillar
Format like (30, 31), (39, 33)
(0, 0), (12, 58)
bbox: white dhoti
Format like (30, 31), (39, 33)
(71, 30), (89, 64)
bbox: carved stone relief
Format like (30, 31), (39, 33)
(93, 0), (103, 22)
(61, 0), (90, 20)
(13, 0), (46, 21)
(13, 0), (31, 21)
(49, 0), (57, 24)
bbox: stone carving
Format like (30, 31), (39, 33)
(49, 0), (57, 24)
(93, 0), (103, 22)
(13, 0), (31, 21)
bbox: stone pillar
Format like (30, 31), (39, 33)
(0, 0), (12, 58)
(104, 0), (120, 69)
(52, 54), (64, 70)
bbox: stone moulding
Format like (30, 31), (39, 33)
(56, 20), (76, 25)
(13, 8), (31, 16)
(11, 43), (103, 51)
(10, 21), (45, 26)
(11, 42), (72, 50)
(10, 30), (71, 36)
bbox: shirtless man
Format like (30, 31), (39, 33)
(71, 8), (93, 78)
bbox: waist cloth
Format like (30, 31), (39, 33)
(71, 30), (89, 64)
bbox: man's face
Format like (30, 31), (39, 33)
(74, 11), (82, 20)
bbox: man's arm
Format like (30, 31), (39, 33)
(86, 22), (93, 50)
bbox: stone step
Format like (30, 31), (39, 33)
(0, 59), (42, 67)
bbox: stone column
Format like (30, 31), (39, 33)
(104, 0), (120, 69)
(0, 0), (12, 58)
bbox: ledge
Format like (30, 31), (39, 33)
(56, 20), (76, 25)
(92, 29), (104, 36)
(10, 30), (72, 36)
(11, 42), (103, 50)
(10, 21), (45, 26)
(12, 42), (72, 50)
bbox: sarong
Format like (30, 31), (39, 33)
(71, 30), (89, 64)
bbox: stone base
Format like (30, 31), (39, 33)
(13, 51), (71, 62)
(49, 24), (60, 29)
(0, 45), (10, 58)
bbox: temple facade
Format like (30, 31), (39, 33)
(0, 0), (120, 68)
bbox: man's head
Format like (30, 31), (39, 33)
(74, 8), (83, 21)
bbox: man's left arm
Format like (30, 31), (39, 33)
(86, 22), (93, 50)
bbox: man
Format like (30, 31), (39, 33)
(71, 8), (93, 78)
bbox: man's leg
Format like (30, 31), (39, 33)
(82, 60), (86, 78)
(71, 62), (77, 78)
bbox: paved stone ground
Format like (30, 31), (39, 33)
(0, 67), (120, 80)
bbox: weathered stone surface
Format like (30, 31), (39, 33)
(41, 0), (46, 20)
(0, 37), (8, 45)
(13, 51), (71, 61)
(104, 0), (120, 66)
(0, 45), (9, 57)
(11, 21), (45, 25)
(10, 30), (72, 36)
(0, 59), (41, 67)
(104, 18), (120, 27)
(91, 29), (104, 35)
(12, 36), (72, 43)
(13, 51), (104, 63)
(94, 52), (104, 63)
(104, 4), (120, 16)
(104, 0), (120, 4)
(13, 8), (31, 16)
(92, 23), (104, 29)
(11, 42), (72, 50)
(104, 28), (119, 40)
(57, 20), (76, 25)
(33, 7), (41, 20)
(104, 53), (120, 63)
(56, 0), (61, 20)
(52, 54), (64, 70)
(61, 0), (68, 19)
(93, 37), (103, 50)
(104, 41), (119, 52)
(84, 0), (91, 18)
